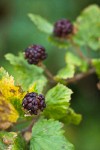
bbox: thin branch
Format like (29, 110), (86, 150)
(39, 63), (55, 83)
(39, 61), (95, 85)
(21, 115), (39, 135)
(66, 68), (95, 84)
(97, 81), (100, 90)
(70, 39), (91, 64)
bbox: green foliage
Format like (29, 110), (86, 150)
(55, 65), (75, 80)
(48, 35), (69, 49)
(5, 53), (47, 91)
(60, 108), (82, 125)
(43, 83), (81, 125)
(65, 52), (82, 66)
(30, 118), (74, 150)
(28, 13), (53, 34)
(28, 5), (100, 51)
(2, 4), (100, 150)
(92, 59), (100, 78)
(65, 52), (88, 72)
(30, 79), (47, 94)
(73, 5), (100, 50)
(0, 132), (26, 150)
(56, 52), (88, 81)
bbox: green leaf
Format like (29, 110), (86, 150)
(55, 65), (75, 80)
(43, 84), (81, 125)
(44, 83), (72, 120)
(60, 108), (82, 125)
(30, 118), (74, 150)
(5, 53), (47, 91)
(29, 79), (47, 94)
(48, 35), (69, 49)
(65, 52), (88, 72)
(65, 52), (82, 66)
(28, 13), (53, 34)
(0, 132), (26, 150)
(73, 5), (100, 50)
(55, 52), (88, 81)
(92, 59), (100, 78)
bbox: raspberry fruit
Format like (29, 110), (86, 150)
(53, 19), (73, 38)
(22, 92), (46, 115)
(24, 45), (47, 65)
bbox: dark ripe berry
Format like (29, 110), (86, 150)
(22, 92), (46, 115)
(53, 19), (73, 38)
(24, 45), (47, 65)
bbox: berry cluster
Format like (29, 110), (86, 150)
(22, 92), (46, 115)
(24, 45), (47, 65)
(53, 19), (73, 38)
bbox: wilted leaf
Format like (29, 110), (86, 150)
(0, 67), (25, 129)
(0, 95), (18, 130)
(0, 67), (24, 100)
(30, 118), (74, 150)
(0, 132), (26, 150)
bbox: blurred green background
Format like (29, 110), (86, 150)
(0, 0), (100, 150)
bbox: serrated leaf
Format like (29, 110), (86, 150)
(0, 95), (18, 130)
(56, 52), (88, 81)
(60, 108), (82, 125)
(55, 65), (75, 80)
(0, 67), (25, 129)
(73, 5), (100, 50)
(0, 132), (26, 150)
(65, 52), (82, 66)
(43, 83), (72, 120)
(30, 118), (74, 150)
(92, 59), (100, 78)
(5, 53), (47, 91)
(0, 67), (23, 100)
(65, 52), (88, 72)
(48, 35), (69, 49)
(28, 13), (53, 34)
(28, 78), (47, 94)
(43, 84), (81, 125)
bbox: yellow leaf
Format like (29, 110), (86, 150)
(0, 94), (18, 130)
(0, 67), (23, 100)
(0, 67), (24, 129)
